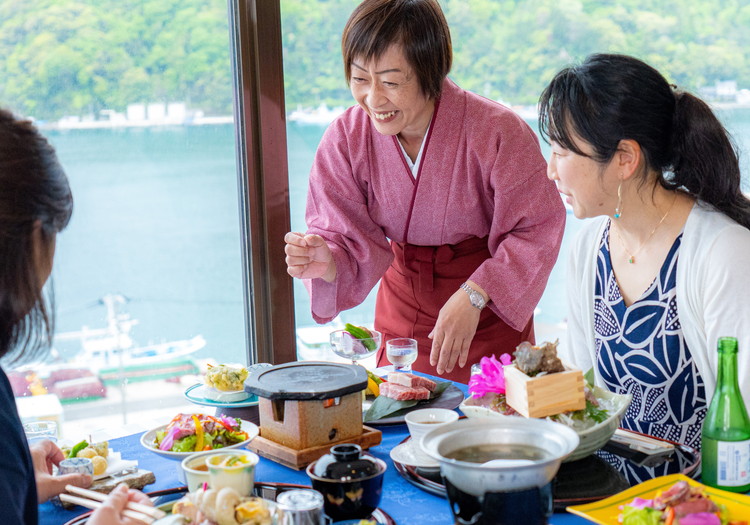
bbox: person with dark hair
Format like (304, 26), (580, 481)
(539, 53), (750, 454)
(285, 0), (565, 382)
(0, 108), (153, 524)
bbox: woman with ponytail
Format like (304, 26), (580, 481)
(538, 54), (750, 465)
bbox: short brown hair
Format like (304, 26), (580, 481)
(342, 0), (452, 100)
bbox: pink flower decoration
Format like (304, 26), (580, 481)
(468, 354), (512, 397)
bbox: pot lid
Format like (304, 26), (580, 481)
(309, 444), (382, 480)
(243, 361), (368, 400)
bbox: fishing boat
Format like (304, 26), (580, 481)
(56, 294), (203, 386)
(9, 294), (203, 401)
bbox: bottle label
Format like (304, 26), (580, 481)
(715, 439), (750, 486)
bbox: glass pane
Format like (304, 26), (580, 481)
(1, 1), (245, 441)
(281, 0), (750, 365)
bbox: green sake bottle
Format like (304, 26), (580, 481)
(701, 336), (750, 492)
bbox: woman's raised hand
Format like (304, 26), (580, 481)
(284, 232), (337, 282)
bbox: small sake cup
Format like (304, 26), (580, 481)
(58, 457), (94, 477)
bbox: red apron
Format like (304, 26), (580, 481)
(374, 237), (534, 383)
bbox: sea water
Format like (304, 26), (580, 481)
(44, 109), (750, 365)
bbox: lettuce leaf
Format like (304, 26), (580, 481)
(620, 505), (662, 525)
(171, 435), (197, 452)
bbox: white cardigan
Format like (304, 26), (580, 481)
(562, 201), (750, 406)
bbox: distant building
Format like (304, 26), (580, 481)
(699, 80), (739, 103)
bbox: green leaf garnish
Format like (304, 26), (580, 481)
(364, 381), (451, 422)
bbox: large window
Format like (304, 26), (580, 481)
(3, 0), (749, 442)
(280, 0), (750, 361)
(1, 0), (248, 440)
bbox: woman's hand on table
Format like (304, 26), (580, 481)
(285, 232), (337, 282)
(88, 483), (154, 525)
(429, 288), (482, 374)
(31, 439), (92, 503)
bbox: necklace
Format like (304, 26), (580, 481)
(612, 193), (678, 264)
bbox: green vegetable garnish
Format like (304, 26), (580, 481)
(68, 440), (89, 458)
(344, 323), (376, 350)
(364, 380), (451, 422)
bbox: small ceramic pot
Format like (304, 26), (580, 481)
(306, 444), (386, 522)
(58, 457), (94, 476)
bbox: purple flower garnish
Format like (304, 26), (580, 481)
(220, 415), (237, 429)
(468, 354), (512, 397)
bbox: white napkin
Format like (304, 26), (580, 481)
(94, 450), (139, 481)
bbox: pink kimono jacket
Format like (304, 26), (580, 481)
(305, 78), (565, 373)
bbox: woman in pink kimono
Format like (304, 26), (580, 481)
(284, 0), (565, 382)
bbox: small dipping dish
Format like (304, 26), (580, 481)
(404, 408), (459, 452)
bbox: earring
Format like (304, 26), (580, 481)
(614, 182), (623, 219)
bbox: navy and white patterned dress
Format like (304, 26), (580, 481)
(593, 221), (706, 482)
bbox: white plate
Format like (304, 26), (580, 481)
(184, 383), (259, 408)
(94, 450), (138, 480)
(389, 439), (439, 469)
(140, 419), (259, 459)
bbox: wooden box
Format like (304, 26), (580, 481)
(258, 392), (363, 450)
(248, 425), (381, 470)
(504, 364), (585, 418)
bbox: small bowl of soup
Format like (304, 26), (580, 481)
(179, 450), (229, 491)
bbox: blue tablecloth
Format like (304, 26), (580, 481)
(40, 381), (588, 525)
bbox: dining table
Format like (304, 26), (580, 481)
(35, 376), (643, 524)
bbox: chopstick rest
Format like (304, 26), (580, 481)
(61, 484), (166, 523)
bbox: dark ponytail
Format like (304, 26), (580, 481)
(539, 53), (750, 229)
(669, 92), (750, 228)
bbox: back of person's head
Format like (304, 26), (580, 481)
(539, 53), (750, 229)
(0, 108), (73, 364)
(342, 0), (452, 100)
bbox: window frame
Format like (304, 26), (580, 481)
(230, 0), (296, 365)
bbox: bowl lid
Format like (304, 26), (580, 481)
(243, 361), (367, 400)
(309, 444), (382, 480)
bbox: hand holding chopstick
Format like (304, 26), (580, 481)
(61, 484), (166, 524)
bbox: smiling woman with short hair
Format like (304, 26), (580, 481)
(284, 0), (565, 383)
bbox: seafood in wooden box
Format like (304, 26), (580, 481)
(504, 364), (585, 418)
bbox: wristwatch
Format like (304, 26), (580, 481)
(459, 282), (487, 310)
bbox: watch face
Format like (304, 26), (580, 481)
(471, 291), (485, 308)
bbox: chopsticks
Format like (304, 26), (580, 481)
(611, 428), (676, 454)
(61, 485), (166, 523)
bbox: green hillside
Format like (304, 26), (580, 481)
(1, 0), (748, 120)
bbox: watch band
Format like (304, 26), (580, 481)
(460, 282), (486, 310)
